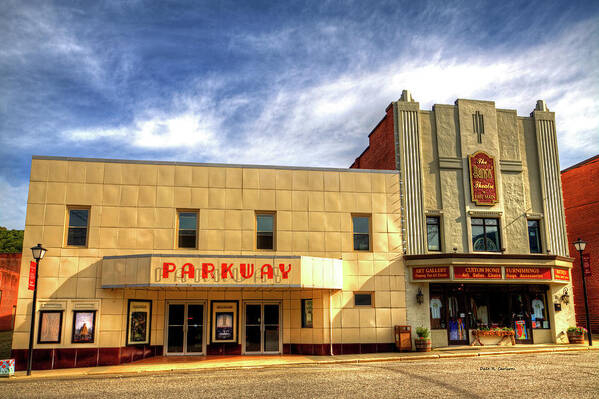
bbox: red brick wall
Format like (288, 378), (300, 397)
(562, 155), (599, 333)
(0, 253), (21, 331)
(350, 104), (396, 170)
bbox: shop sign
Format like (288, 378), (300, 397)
(454, 266), (501, 279)
(553, 268), (570, 281)
(28, 261), (37, 290)
(583, 254), (591, 276)
(505, 267), (551, 280)
(412, 267), (450, 280)
(468, 151), (498, 206)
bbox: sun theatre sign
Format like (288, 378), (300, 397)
(468, 151), (498, 206)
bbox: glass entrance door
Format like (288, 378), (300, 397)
(510, 293), (533, 344)
(166, 303), (205, 355)
(447, 294), (468, 345)
(244, 303), (280, 354)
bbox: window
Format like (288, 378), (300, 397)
(301, 299), (313, 328)
(354, 292), (373, 307)
(471, 218), (501, 252)
(528, 220), (542, 254)
(256, 213), (275, 250)
(352, 215), (370, 251)
(178, 211), (198, 248)
(531, 292), (549, 329)
(426, 216), (441, 251)
(429, 287), (445, 329)
(67, 208), (89, 246)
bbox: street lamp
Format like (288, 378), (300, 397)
(27, 243), (46, 376)
(573, 238), (592, 346)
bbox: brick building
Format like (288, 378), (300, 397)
(0, 253), (21, 330)
(562, 154), (599, 333)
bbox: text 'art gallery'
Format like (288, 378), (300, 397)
(13, 91), (575, 370)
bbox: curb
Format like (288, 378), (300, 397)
(3, 346), (597, 381)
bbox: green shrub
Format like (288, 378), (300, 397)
(416, 326), (430, 339)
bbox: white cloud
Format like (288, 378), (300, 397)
(61, 17), (598, 171)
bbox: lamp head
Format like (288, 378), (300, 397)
(31, 243), (47, 261)
(573, 238), (586, 252)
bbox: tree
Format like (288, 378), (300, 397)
(0, 227), (24, 253)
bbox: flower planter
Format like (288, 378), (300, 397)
(414, 338), (432, 352)
(567, 332), (585, 344)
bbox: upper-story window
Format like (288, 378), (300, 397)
(471, 218), (501, 252)
(178, 211), (198, 248)
(256, 213), (275, 250)
(426, 216), (441, 251)
(352, 215), (370, 251)
(527, 220), (542, 254)
(66, 208), (89, 246)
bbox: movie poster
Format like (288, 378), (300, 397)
(211, 302), (237, 343)
(72, 311), (96, 343)
(38, 311), (63, 343)
(127, 300), (152, 345)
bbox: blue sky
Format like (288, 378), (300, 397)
(1, 0), (598, 229)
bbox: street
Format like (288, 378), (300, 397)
(2, 351), (598, 398)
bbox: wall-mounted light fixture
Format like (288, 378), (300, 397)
(560, 287), (570, 305)
(416, 288), (424, 305)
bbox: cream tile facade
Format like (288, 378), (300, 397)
(15, 158), (403, 354)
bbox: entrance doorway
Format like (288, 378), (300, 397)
(243, 302), (281, 354)
(166, 302), (206, 355)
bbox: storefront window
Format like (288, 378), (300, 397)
(352, 215), (370, 251)
(178, 212), (198, 248)
(471, 218), (501, 252)
(531, 292), (549, 329)
(429, 292), (445, 329)
(426, 216), (441, 251)
(67, 208), (89, 246)
(528, 220), (542, 254)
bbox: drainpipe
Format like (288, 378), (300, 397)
(330, 290), (334, 355)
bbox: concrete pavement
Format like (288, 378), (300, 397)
(2, 342), (597, 381)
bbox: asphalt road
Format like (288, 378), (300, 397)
(2, 352), (598, 398)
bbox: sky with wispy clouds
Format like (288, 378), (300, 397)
(1, 0), (598, 229)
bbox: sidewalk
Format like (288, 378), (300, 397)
(3, 342), (597, 381)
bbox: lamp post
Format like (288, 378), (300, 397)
(573, 238), (592, 346)
(27, 243), (46, 376)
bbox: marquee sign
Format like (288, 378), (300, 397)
(505, 267), (551, 280)
(454, 266), (501, 279)
(412, 267), (450, 280)
(468, 151), (498, 206)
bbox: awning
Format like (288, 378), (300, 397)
(101, 254), (343, 289)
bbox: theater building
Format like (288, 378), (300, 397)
(13, 157), (405, 369)
(351, 91), (575, 347)
(13, 91), (576, 370)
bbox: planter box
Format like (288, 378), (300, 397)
(567, 332), (585, 344)
(0, 359), (15, 377)
(415, 338), (432, 352)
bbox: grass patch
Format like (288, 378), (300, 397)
(0, 330), (14, 359)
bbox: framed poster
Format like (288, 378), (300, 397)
(211, 301), (238, 343)
(126, 299), (152, 345)
(38, 310), (63, 344)
(72, 310), (96, 343)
